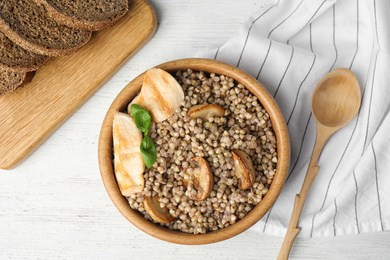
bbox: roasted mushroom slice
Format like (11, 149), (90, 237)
(113, 112), (145, 196)
(183, 157), (214, 201)
(144, 195), (176, 223)
(188, 104), (224, 121)
(231, 150), (256, 190)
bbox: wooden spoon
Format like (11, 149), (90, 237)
(277, 68), (361, 260)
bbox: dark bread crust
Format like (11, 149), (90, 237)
(0, 0), (92, 57)
(0, 68), (35, 95)
(35, 0), (129, 31)
(0, 31), (50, 71)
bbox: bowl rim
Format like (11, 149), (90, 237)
(98, 58), (290, 245)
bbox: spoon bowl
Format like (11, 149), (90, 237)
(312, 68), (361, 128)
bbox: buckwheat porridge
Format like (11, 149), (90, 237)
(125, 69), (277, 234)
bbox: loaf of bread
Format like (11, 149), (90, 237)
(0, 31), (50, 71)
(0, 68), (35, 96)
(34, 0), (129, 31)
(0, 0), (92, 57)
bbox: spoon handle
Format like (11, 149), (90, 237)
(277, 125), (334, 260)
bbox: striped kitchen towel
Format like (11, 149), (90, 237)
(195, 0), (390, 237)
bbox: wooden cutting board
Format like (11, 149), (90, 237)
(0, 0), (157, 169)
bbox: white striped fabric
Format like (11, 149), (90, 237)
(195, 0), (390, 237)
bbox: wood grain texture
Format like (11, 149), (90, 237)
(0, 1), (389, 259)
(0, 0), (157, 169)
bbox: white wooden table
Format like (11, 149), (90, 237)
(1, 1), (389, 259)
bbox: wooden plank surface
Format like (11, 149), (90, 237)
(0, 1), (389, 259)
(0, 0), (157, 169)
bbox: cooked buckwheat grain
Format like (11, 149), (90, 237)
(127, 69), (277, 234)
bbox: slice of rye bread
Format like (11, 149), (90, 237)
(0, 68), (35, 96)
(0, 0), (92, 57)
(34, 0), (129, 31)
(0, 31), (50, 71)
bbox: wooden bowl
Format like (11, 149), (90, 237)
(98, 58), (290, 244)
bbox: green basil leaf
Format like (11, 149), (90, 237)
(130, 104), (151, 134)
(140, 135), (157, 169)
